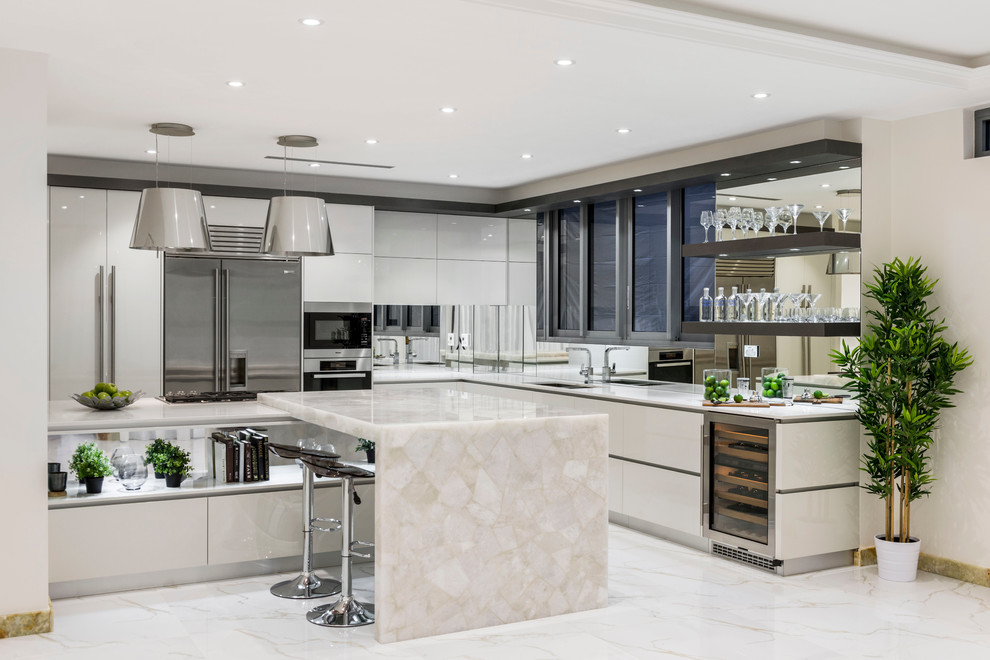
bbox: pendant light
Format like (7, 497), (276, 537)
(263, 135), (335, 256)
(130, 123), (211, 252)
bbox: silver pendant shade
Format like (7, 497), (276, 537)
(264, 196), (335, 256)
(263, 135), (335, 257)
(129, 123), (211, 252)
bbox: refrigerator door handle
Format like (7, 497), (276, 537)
(223, 268), (231, 391)
(214, 268), (221, 392)
(108, 265), (116, 384)
(97, 265), (105, 383)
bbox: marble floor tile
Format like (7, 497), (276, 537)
(4, 525), (990, 659)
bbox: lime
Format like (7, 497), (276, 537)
(771, 382), (780, 391)
(705, 386), (714, 396)
(813, 390), (824, 399)
(719, 379), (729, 387)
(705, 376), (716, 386)
(777, 373), (786, 380)
(733, 393), (744, 403)
(763, 389), (772, 398)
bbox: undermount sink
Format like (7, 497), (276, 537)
(605, 378), (669, 387)
(411, 361), (444, 366)
(532, 381), (596, 389)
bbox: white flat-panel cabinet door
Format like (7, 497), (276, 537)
(327, 204), (374, 254)
(374, 211), (437, 258)
(304, 253), (374, 302)
(508, 218), (537, 262)
(107, 190), (162, 396)
(436, 260), (506, 304)
(508, 261), (536, 305)
(374, 257), (437, 304)
(49, 187), (107, 399)
(436, 215), (507, 261)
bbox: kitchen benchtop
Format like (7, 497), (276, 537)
(372, 364), (858, 422)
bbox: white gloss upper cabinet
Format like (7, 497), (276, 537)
(49, 187), (161, 399)
(326, 203), (374, 254)
(375, 257), (437, 304)
(375, 211), (437, 258)
(436, 260), (506, 305)
(508, 218), (537, 262)
(508, 262), (536, 306)
(202, 196), (269, 228)
(304, 253), (373, 302)
(437, 215), (507, 261)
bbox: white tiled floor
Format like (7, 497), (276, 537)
(5, 525), (990, 659)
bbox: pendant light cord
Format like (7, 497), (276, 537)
(154, 133), (160, 187)
(283, 144), (288, 197)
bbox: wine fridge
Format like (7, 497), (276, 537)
(702, 412), (776, 558)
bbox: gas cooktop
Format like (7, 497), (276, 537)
(159, 391), (261, 404)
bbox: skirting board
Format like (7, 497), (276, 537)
(0, 601), (52, 638)
(855, 546), (990, 588)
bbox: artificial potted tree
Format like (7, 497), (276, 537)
(356, 438), (375, 464)
(145, 437), (169, 478)
(159, 443), (192, 488)
(68, 442), (114, 494)
(831, 257), (972, 581)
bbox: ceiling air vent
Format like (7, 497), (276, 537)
(207, 224), (265, 254)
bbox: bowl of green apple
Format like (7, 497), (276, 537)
(72, 382), (143, 410)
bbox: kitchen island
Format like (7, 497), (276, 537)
(259, 386), (609, 644)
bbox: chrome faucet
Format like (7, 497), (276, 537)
(378, 338), (399, 365)
(566, 347), (593, 383)
(407, 337), (429, 362)
(602, 346), (630, 383)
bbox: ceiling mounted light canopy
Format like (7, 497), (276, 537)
(263, 135), (335, 256)
(130, 123), (210, 252)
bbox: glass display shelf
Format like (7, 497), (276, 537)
(682, 231), (860, 259)
(682, 321), (860, 337)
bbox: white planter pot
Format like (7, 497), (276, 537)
(875, 534), (921, 582)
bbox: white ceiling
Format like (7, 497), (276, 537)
(1, 0), (988, 191)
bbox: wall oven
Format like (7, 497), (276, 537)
(303, 349), (372, 391)
(648, 348), (694, 383)
(304, 302), (372, 351)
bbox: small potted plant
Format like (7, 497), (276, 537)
(145, 438), (169, 478)
(356, 438), (375, 464)
(159, 443), (192, 488)
(68, 442), (114, 494)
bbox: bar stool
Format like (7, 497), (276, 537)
(267, 442), (342, 599)
(298, 454), (376, 628)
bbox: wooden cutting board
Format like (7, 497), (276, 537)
(702, 401), (787, 408)
(792, 397), (844, 404)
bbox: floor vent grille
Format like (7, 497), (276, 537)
(712, 542), (776, 572)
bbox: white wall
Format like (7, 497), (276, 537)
(0, 47), (49, 617)
(858, 109), (990, 566)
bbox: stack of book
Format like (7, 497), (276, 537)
(212, 428), (271, 483)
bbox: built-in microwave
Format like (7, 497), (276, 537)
(304, 302), (372, 351)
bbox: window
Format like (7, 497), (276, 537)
(631, 193), (668, 334)
(588, 202), (617, 331)
(557, 206), (581, 331)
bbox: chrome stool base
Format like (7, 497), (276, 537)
(270, 573), (341, 599)
(307, 595), (375, 627)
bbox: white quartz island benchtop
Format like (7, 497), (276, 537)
(48, 397), (296, 433)
(260, 387), (609, 644)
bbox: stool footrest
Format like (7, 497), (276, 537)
(311, 517), (342, 533)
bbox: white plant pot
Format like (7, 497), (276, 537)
(875, 534), (921, 582)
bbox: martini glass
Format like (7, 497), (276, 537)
(787, 292), (807, 316)
(756, 289), (773, 321)
(785, 203), (804, 235)
(700, 210), (713, 243)
(778, 210), (793, 235)
(807, 293), (823, 321)
(764, 206), (780, 236)
(771, 290), (789, 321)
(735, 291), (752, 321)
(812, 210), (831, 232)
(740, 208), (754, 238)
(835, 208), (854, 232)
(727, 206), (741, 239)
(714, 209), (727, 241)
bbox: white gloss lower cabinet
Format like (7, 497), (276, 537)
(775, 487), (859, 560)
(436, 260), (506, 305)
(304, 253), (374, 303)
(622, 406), (702, 473)
(207, 485), (375, 565)
(49, 499), (207, 583)
(608, 458), (623, 514)
(622, 460), (702, 537)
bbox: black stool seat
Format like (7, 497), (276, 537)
(299, 454), (375, 480)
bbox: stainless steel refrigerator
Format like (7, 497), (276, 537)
(163, 255), (301, 394)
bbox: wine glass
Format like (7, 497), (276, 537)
(735, 291), (752, 321)
(835, 208), (854, 232)
(751, 210), (764, 236)
(812, 210), (831, 232)
(727, 207), (741, 239)
(700, 210), (713, 243)
(785, 203), (804, 235)
(778, 210), (793, 235)
(740, 208), (754, 239)
(714, 209), (727, 241)
(764, 206), (780, 236)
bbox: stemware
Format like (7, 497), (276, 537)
(118, 455), (148, 491)
(714, 209), (728, 241)
(771, 290), (788, 321)
(764, 206), (780, 237)
(812, 210), (831, 232)
(110, 446), (135, 482)
(735, 291), (752, 321)
(807, 293), (823, 321)
(700, 210), (713, 243)
(751, 210), (764, 236)
(785, 203), (804, 235)
(835, 208), (854, 232)
(787, 292), (807, 315)
(778, 210), (793, 235)
(727, 206), (741, 239)
(740, 208), (754, 239)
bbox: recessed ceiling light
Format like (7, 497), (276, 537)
(728, 197), (737, 201)
(821, 183), (831, 188)
(573, 200), (581, 203)
(718, 253), (728, 257)
(440, 106), (456, 113)
(636, 204), (645, 208)
(555, 58), (575, 66)
(60, 205), (67, 210)
(720, 173), (731, 177)
(789, 160), (802, 164)
(521, 153), (533, 159)
(839, 165), (850, 170)
(751, 92), (770, 99)
(524, 208), (532, 212)
(767, 177), (777, 181)
(633, 189), (642, 193)
(789, 248), (800, 252)
(365, 138), (378, 145)
(209, 205), (216, 209)
(616, 128), (631, 134)
(145, 149), (156, 154)
(449, 174), (459, 179)
(309, 163), (320, 168)
(79, 195), (85, 199)
(226, 80), (244, 88)
(299, 18), (322, 26)
(815, 205), (823, 209)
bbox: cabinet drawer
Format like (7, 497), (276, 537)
(775, 486), (858, 560)
(622, 406), (702, 473)
(622, 461), (701, 536)
(776, 420), (860, 491)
